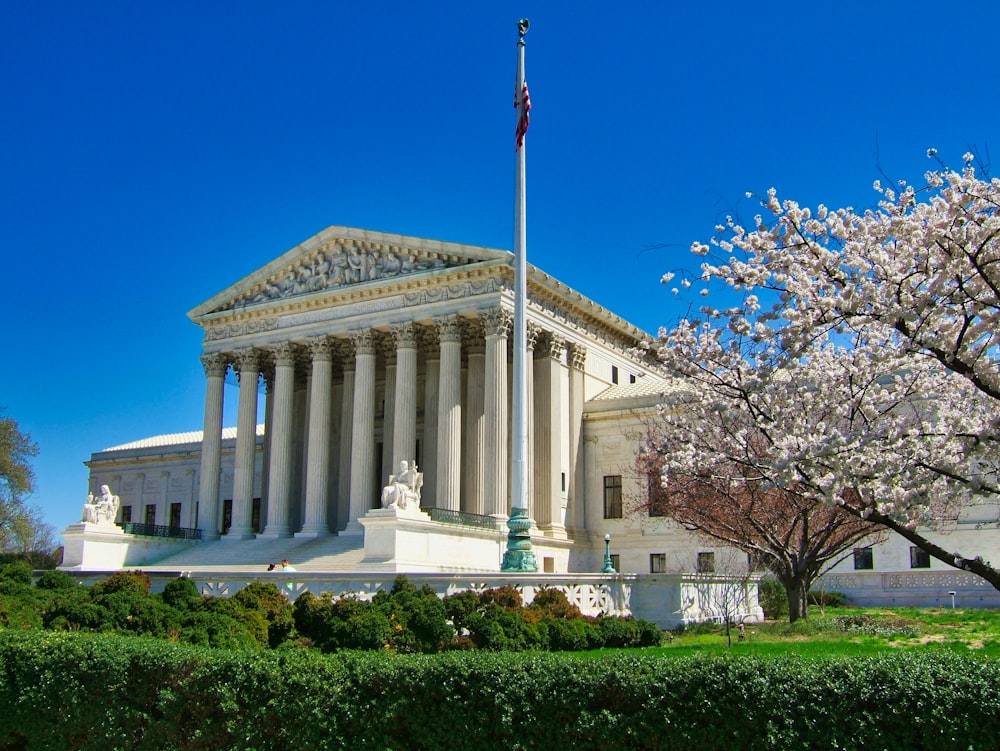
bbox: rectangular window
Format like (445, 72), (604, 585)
(629, 373), (636, 384)
(650, 553), (667, 574)
(561, 472), (566, 493)
(853, 548), (874, 570)
(611, 365), (619, 384)
(697, 551), (716, 573)
(144, 504), (156, 526)
(169, 502), (182, 529)
(648, 475), (668, 517)
(610, 554), (620, 572)
(603, 475), (623, 519)
(120, 505), (132, 523)
(910, 546), (931, 569)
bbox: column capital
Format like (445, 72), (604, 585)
(435, 314), (463, 343)
(462, 317), (486, 354)
(349, 330), (376, 356)
(416, 324), (440, 357)
(389, 322), (418, 349)
(270, 342), (298, 367)
(307, 336), (334, 361)
(526, 322), (543, 351)
(233, 348), (260, 371)
(200, 353), (229, 378)
(480, 308), (512, 338)
(544, 333), (566, 361)
(567, 342), (588, 371)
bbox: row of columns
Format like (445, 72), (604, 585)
(196, 309), (587, 541)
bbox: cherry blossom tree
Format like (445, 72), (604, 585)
(647, 153), (1000, 590)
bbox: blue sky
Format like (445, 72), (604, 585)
(3, 1), (997, 538)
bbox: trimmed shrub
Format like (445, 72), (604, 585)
(34, 569), (76, 591)
(90, 569), (151, 596)
(160, 576), (200, 610)
(2, 632), (1000, 750)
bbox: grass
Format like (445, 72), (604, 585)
(618, 605), (1000, 659)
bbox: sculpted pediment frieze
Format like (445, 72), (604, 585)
(223, 239), (476, 312)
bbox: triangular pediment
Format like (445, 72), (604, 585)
(189, 226), (511, 320)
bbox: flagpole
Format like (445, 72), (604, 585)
(502, 17), (538, 573)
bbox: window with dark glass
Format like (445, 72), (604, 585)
(650, 553), (667, 573)
(603, 475), (623, 519)
(853, 547), (874, 570)
(910, 546), (930, 569)
(169, 502), (182, 529)
(144, 504), (156, 526)
(697, 551), (716, 573)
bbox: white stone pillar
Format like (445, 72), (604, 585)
(436, 315), (462, 512)
(392, 323), (418, 470)
(229, 348), (260, 539)
(535, 333), (566, 536)
(380, 340), (397, 488)
(298, 337), (334, 537)
(419, 327), (440, 505)
(197, 353), (227, 539)
(567, 343), (587, 532)
(336, 348), (355, 531)
(346, 331), (377, 531)
(261, 343), (296, 538)
(462, 320), (486, 515)
(482, 308), (511, 517)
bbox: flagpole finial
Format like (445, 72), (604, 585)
(517, 18), (529, 39)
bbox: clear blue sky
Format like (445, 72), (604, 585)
(3, 1), (997, 539)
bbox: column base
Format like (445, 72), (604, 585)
(257, 530), (293, 540)
(294, 527), (332, 539)
(222, 527), (256, 541)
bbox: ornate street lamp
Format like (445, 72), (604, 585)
(601, 534), (616, 574)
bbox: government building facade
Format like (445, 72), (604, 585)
(61, 225), (1000, 614)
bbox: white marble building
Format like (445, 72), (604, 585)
(62, 224), (1000, 611)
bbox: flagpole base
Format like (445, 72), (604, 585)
(500, 506), (538, 572)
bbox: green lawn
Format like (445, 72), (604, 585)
(589, 606), (1000, 659)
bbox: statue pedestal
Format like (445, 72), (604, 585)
(60, 522), (128, 570)
(358, 506), (506, 572)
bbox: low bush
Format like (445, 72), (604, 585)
(1, 631), (998, 750)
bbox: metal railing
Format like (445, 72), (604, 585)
(119, 522), (203, 540)
(424, 507), (499, 530)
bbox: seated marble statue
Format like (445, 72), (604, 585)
(380, 460), (423, 510)
(82, 484), (120, 525)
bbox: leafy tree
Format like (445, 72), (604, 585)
(0, 411), (55, 560)
(648, 153), (1000, 589)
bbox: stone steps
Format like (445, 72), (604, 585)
(142, 534), (365, 573)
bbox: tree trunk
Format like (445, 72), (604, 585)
(784, 576), (808, 623)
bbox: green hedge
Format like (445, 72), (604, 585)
(1, 630), (998, 750)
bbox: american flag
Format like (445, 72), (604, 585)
(515, 81), (530, 151)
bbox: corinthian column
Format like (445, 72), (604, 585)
(197, 353), (227, 539)
(419, 327), (440, 505)
(535, 333), (566, 536)
(462, 319), (486, 515)
(346, 330), (376, 532)
(261, 344), (296, 538)
(228, 348), (260, 539)
(392, 323), (418, 470)
(436, 315), (463, 512)
(336, 343), (355, 531)
(482, 308), (511, 517)
(567, 343), (587, 532)
(298, 337), (334, 537)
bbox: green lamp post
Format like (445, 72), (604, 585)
(601, 534), (616, 574)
